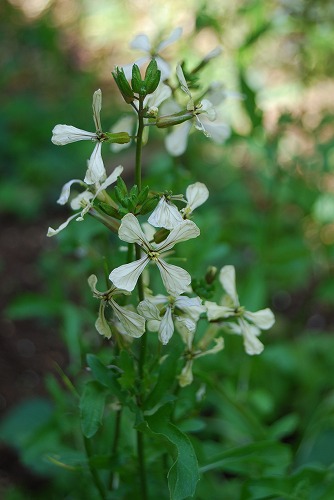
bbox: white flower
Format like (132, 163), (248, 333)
(122, 28), (182, 80)
(178, 335), (225, 387)
(148, 182), (209, 230)
(47, 165), (123, 236)
(165, 68), (232, 156)
(138, 294), (205, 345)
(51, 89), (106, 185)
(109, 214), (200, 296)
(88, 274), (145, 339)
(205, 265), (275, 355)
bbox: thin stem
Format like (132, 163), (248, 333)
(134, 96), (148, 500)
(83, 436), (107, 500)
(135, 98), (144, 191)
(109, 408), (123, 489)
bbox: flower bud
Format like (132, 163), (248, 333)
(104, 131), (131, 144)
(156, 111), (193, 129)
(112, 66), (135, 103)
(144, 59), (161, 95)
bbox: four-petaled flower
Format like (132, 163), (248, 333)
(122, 28), (182, 81)
(88, 274), (145, 339)
(51, 89), (106, 185)
(47, 165), (123, 236)
(138, 293), (206, 345)
(109, 214), (200, 296)
(205, 265), (275, 355)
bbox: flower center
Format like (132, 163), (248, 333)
(148, 250), (160, 261)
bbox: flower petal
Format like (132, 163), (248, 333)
(157, 219), (200, 253)
(56, 179), (85, 205)
(205, 301), (235, 321)
(47, 212), (80, 237)
(92, 89), (102, 133)
(239, 319), (264, 355)
(219, 265), (239, 306)
(158, 306), (174, 345)
(51, 124), (96, 145)
(137, 300), (161, 321)
(130, 34), (151, 52)
(97, 165), (124, 192)
(70, 190), (94, 211)
(157, 27), (182, 52)
(148, 197), (183, 230)
(110, 298), (145, 338)
(185, 182), (209, 213)
(109, 256), (149, 291)
(118, 213), (151, 250)
(178, 360), (194, 387)
(95, 301), (112, 339)
(84, 142), (106, 185)
(156, 259), (191, 296)
(175, 295), (206, 322)
(165, 120), (192, 157)
(244, 308), (275, 330)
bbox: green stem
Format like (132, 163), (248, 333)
(135, 98), (144, 191)
(134, 96), (148, 500)
(83, 436), (107, 500)
(109, 408), (123, 489)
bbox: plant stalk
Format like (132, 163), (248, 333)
(134, 96), (148, 500)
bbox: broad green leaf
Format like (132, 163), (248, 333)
(146, 404), (199, 500)
(79, 381), (106, 438)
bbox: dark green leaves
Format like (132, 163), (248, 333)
(146, 405), (199, 500)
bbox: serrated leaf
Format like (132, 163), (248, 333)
(79, 381), (107, 438)
(146, 404), (199, 500)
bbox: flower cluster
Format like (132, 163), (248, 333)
(48, 28), (275, 388)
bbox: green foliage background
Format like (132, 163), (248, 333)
(1, 0), (334, 498)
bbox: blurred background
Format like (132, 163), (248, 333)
(1, 0), (334, 497)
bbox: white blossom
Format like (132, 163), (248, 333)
(138, 293), (205, 345)
(178, 335), (225, 387)
(148, 182), (209, 230)
(109, 214), (200, 296)
(47, 165), (123, 236)
(205, 265), (275, 355)
(51, 89), (106, 185)
(88, 274), (145, 339)
(165, 67), (231, 156)
(122, 28), (182, 80)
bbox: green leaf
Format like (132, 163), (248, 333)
(117, 350), (136, 390)
(86, 354), (125, 402)
(79, 381), (107, 438)
(144, 347), (182, 411)
(146, 404), (199, 500)
(242, 465), (334, 500)
(200, 440), (292, 476)
(238, 68), (263, 129)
